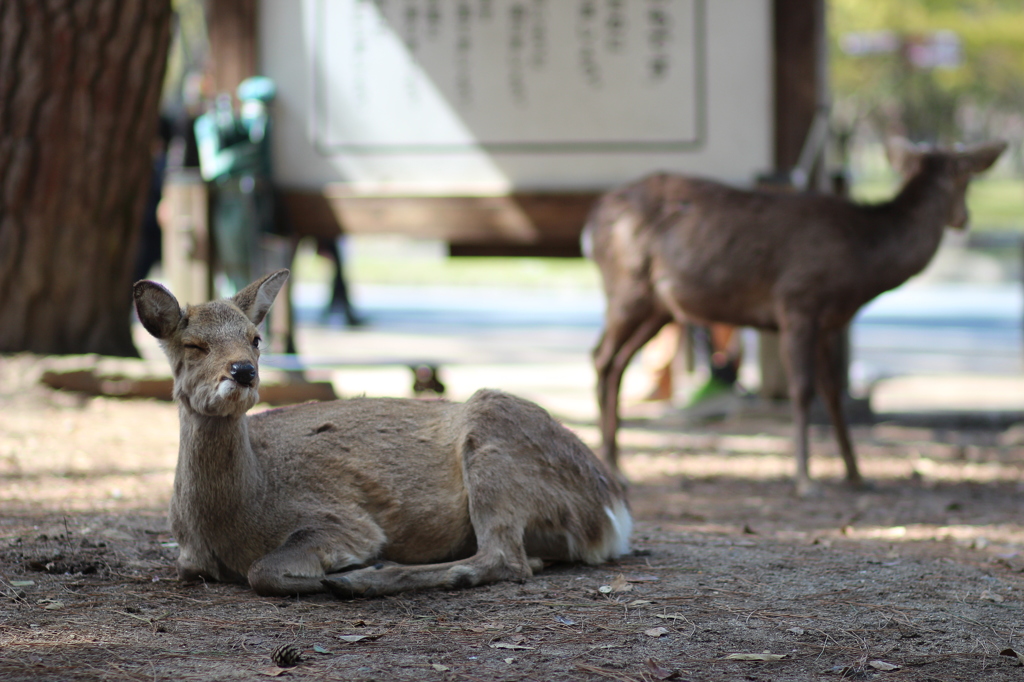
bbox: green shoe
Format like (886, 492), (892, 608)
(684, 376), (735, 408)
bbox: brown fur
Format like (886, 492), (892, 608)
(134, 271), (632, 597)
(583, 140), (1007, 496)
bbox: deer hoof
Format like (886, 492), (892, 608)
(845, 477), (875, 492)
(321, 575), (375, 599)
(795, 479), (824, 499)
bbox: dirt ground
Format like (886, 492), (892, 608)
(4, 354), (1024, 681)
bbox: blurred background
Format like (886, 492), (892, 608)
(5, 0), (1024, 426)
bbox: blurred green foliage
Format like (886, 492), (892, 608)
(831, 0), (1024, 143)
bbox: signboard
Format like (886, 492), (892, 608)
(313, 0), (702, 153)
(262, 0), (771, 192)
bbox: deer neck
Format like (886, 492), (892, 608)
(868, 168), (954, 289)
(175, 406), (266, 509)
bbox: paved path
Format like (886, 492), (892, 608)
(276, 280), (1024, 419)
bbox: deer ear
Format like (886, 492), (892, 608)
(134, 280), (183, 340)
(885, 137), (924, 178)
(962, 141), (1007, 174)
(233, 269), (290, 326)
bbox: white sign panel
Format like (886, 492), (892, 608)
(313, 0), (701, 153)
(261, 0), (771, 192)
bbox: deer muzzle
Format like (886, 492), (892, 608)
(230, 362), (257, 386)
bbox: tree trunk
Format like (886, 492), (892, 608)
(0, 0), (172, 357)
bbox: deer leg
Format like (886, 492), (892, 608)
(592, 330), (611, 415)
(594, 311), (671, 469)
(814, 331), (863, 487)
(324, 441), (545, 598)
(174, 543), (242, 584)
(777, 315), (818, 497)
(321, 548), (533, 599)
(593, 312), (641, 464)
(247, 519), (388, 596)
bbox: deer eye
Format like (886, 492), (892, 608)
(252, 336), (261, 349)
(183, 342), (208, 353)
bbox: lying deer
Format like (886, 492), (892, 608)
(583, 140), (1006, 496)
(134, 270), (632, 597)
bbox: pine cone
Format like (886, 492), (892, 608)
(272, 642), (303, 668)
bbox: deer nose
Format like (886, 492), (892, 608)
(230, 362), (257, 386)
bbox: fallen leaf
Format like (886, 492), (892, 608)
(646, 658), (680, 680)
(644, 627), (669, 638)
(336, 635), (369, 643)
(787, 627), (805, 635)
(490, 642), (534, 650)
(260, 668), (289, 677)
(723, 653), (785, 661)
(431, 663), (449, 671)
(554, 615), (577, 626)
(312, 645), (331, 654)
(1001, 648), (1024, 666)
(655, 613), (687, 621)
(609, 575), (633, 592)
(630, 600), (652, 606)
(38, 600), (64, 611)
(868, 660), (900, 671)
(598, 585), (613, 594)
(504, 658), (514, 664)
(10, 581), (35, 587)
(981, 590), (1005, 603)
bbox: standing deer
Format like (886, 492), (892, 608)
(134, 270), (631, 597)
(584, 140), (1006, 496)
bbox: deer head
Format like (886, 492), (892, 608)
(886, 138), (1007, 230)
(134, 270), (290, 417)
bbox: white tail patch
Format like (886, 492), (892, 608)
(604, 501), (633, 558)
(580, 222), (595, 260)
(576, 501), (633, 565)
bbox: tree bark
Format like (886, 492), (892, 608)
(0, 0), (172, 357)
